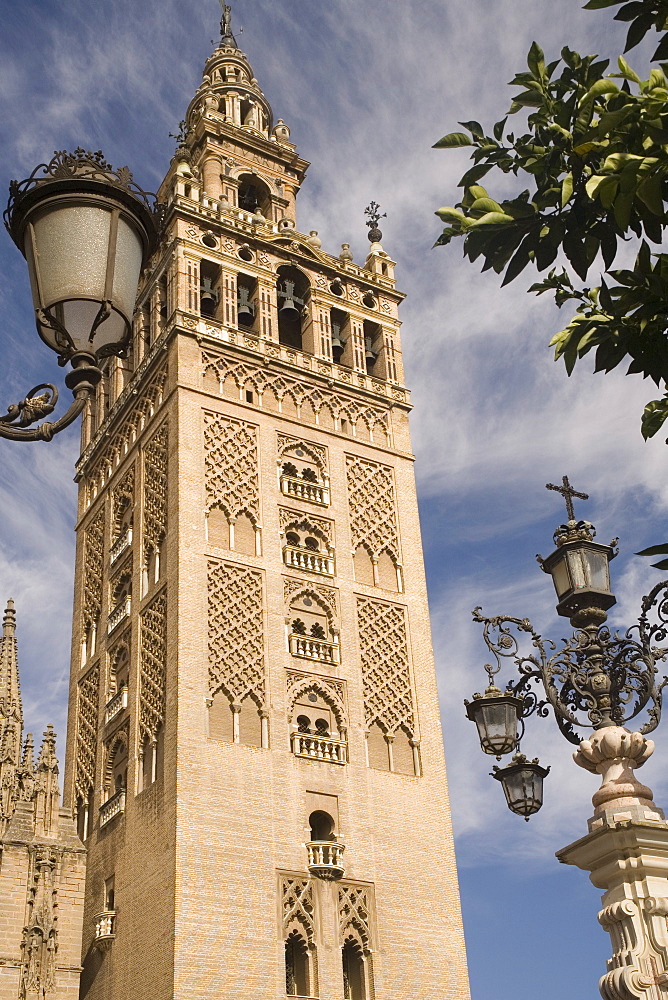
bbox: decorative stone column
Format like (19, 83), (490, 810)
(557, 727), (668, 1000)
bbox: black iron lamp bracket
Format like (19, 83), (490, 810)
(0, 353), (101, 442)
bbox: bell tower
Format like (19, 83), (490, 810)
(64, 8), (471, 999)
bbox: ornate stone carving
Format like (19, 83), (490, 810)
(286, 671), (347, 729)
(82, 509), (105, 629)
(139, 592), (167, 743)
(208, 560), (265, 708)
(201, 351), (391, 441)
(283, 578), (338, 620)
(356, 598), (415, 736)
(143, 421), (168, 555)
(19, 847), (59, 998)
(204, 411), (259, 521)
(281, 876), (315, 943)
(346, 456), (399, 562)
(279, 508), (333, 547)
(75, 664), (99, 800)
(277, 433), (327, 474)
(338, 884), (372, 948)
(112, 465), (135, 535)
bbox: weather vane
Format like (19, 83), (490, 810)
(546, 475), (589, 523)
(217, 1), (240, 47)
(364, 201), (386, 243)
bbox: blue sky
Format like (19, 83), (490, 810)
(2, 1), (668, 997)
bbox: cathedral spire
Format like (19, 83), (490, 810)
(218, 2), (239, 49)
(0, 598), (21, 719)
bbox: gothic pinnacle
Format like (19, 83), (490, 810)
(3, 598), (16, 635)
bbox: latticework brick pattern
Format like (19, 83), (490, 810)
(281, 876), (315, 942)
(356, 598), (415, 736)
(346, 456), (399, 561)
(338, 884), (373, 947)
(139, 591), (167, 743)
(82, 509), (104, 628)
(143, 421), (168, 554)
(204, 411), (259, 520)
(208, 560), (266, 707)
(75, 664), (99, 799)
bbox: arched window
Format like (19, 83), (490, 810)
(309, 810), (335, 842)
(277, 266), (309, 350)
(290, 685), (347, 764)
(342, 937), (367, 1000)
(285, 930), (311, 997)
(76, 787), (95, 841)
(366, 721), (390, 772)
(238, 173), (271, 217)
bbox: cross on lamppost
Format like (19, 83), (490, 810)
(546, 475), (589, 522)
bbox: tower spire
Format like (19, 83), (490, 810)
(0, 599), (23, 832)
(0, 598), (21, 715)
(218, 1), (238, 49)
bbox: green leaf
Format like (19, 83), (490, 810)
(527, 41), (546, 79)
(652, 36), (668, 60)
(470, 211), (517, 225)
(561, 172), (574, 207)
(616, 55), (641, 83)
(580, 79), (620, 103)
(493, 117), (508, 141)
(583, 0), (622, 8)
(459, 120), (485, 139)
(624, 11), (656, 50)
(635, 543), (668, 557)
(470, 197), (504, 214)
(434, 207), (467, 222)
(641, 397), (668, 438)
(433, 132), (474, 149)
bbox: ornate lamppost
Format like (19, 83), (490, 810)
(467, 477), (668, 999)
(1, 147), (161, 442)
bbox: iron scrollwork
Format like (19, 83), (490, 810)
(473, 590), (668, 746)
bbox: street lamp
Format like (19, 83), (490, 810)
(1, 147), (161, 442)
(467, 477), (668, 1000)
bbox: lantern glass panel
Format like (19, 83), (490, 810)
(30, 205), (112, 313)
(498, 764), (545, 818)
(475, 699), (519, 756)
(583, 548), (610, 592)
(111, 215), (144, 319)
(551, 556), (571, 599)
(567, 549), (586, 590)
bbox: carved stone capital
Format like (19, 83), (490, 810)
(574, 728), (658, 818)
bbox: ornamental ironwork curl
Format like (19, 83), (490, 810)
(472, 584), (668, 745)
(3, 148), (164, 233)
(0, 384), (57, 428)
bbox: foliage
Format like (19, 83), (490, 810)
(434, 4), (668, 448)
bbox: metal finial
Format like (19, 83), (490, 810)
(364, 201), (386, 243)
(546, 476), (589, 523)
(218, 1), (238, 48)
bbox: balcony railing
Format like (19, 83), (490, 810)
(289, 634), (339, 664)
(292, 732), (347, 764)
(99, 789), (126, 828)
(306, 840), (345, 880)
(104, 686), (128, 725)
(284, 546), (334, 576)
(110, 526), (132, 565)
(93, 910), (116, 952)
(280, 475), (329, 506)
(107, 596), (131, 635)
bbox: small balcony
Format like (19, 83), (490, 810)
(93, 910), (116, 952)
(104, 686), (128, 725)
(292, 732), (347, 764)
(99, 789), (126, 828)
(289, 634), (339, 664)
(280, 474), (329, 507)
(107, 596), (131, 635)
(110, 526), (132, 566)
(284, 545), (334, 576)
(306, 840), (345, 880)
